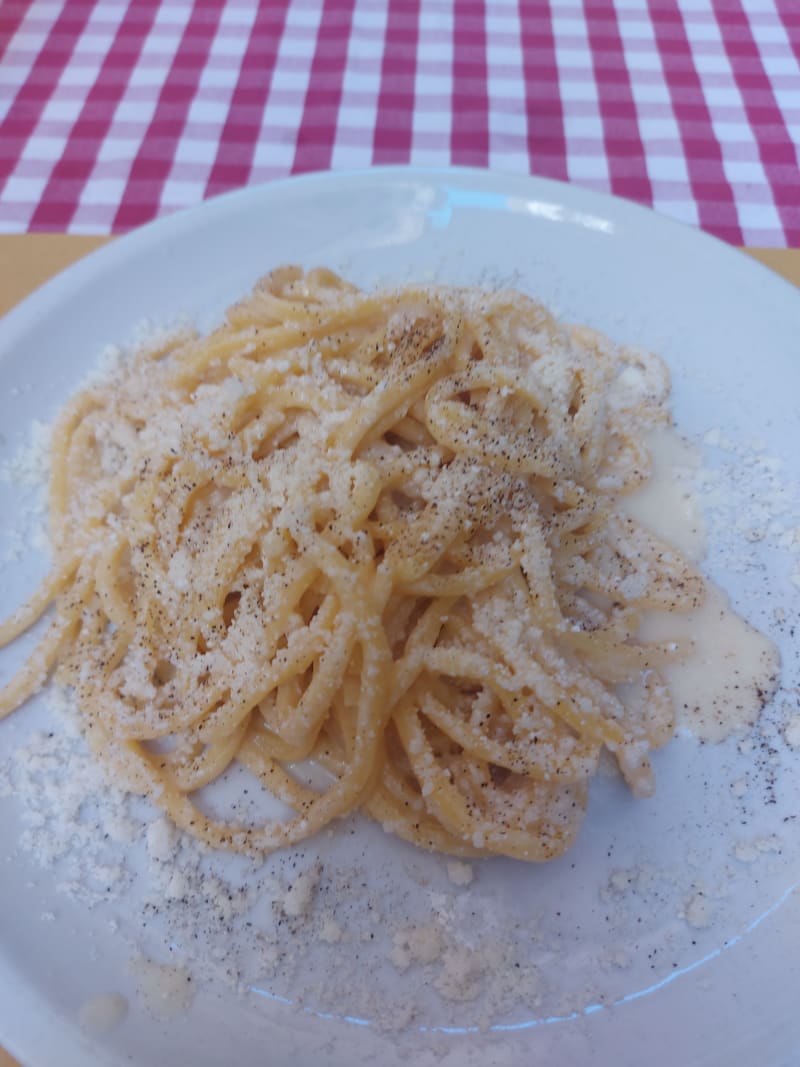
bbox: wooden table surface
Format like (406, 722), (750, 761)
(0, 239), (798, 1067)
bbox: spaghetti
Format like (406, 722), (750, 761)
(0, 268), (705, 861)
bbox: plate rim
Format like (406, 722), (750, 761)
(1, 164), (799, 1067)
(2, 166), (799, 341)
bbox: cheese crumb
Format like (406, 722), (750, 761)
(784, 715), (800, 750)
(146, 817), (178, 863)
(446, 860), (474, 887)
(684, 890), (714, 929)
(281, 862), (321, 919)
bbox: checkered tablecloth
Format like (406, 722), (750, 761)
(1, 0), (798, 245)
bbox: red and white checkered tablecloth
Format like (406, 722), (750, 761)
(0, 0), (798, 245)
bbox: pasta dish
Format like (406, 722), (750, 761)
(0, 268), (705, 861)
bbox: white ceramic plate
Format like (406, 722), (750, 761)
(1, 169), (799, 1067)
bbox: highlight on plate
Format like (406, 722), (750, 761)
(1, 266), (729, 862)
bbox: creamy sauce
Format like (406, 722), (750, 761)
(131, 956), (193, 1020)
(623, 427), (780, 742)
(624, 426), (706, 563)
(638, 585), (779, 742)
(78, 992), (128, 1035)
